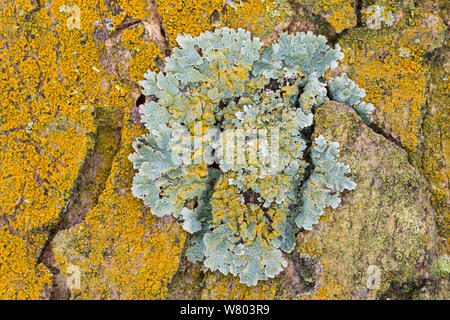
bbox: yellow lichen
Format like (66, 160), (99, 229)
(155, 0), (290, 48)
(201, 273), (281, 299)
(422, 45), (449, 242)
(297, 0), (357, 33)
(155, 0), (224, 48)
(0, 0), (162, 299)
(53, 111), (185, 299)
(221, 0), (287, 38)
(0, 227), (52, 299)
(339, 3), (446, 161)
(118, 25), (162, 82)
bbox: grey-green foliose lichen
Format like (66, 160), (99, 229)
(129, 28), (373, 286)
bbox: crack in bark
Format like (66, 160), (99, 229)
(367, 122), (403, 149)
(355, 0), (363, 28)
(145, 0), (171, 57)
(167, 234), (209, 299)
(32, 0), (172, 300)
(37, 110), (123, 299)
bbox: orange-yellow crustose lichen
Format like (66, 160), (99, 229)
(119, 25), (162, 82)
(342, 47), (427, 153)
(155, 0), (224, 47)
(423, 48), (449, 242)
(48, 0), (170, 299)
(0, 0), (94, 298)
(0, 227), (52, 299)
(0, 0), (94, 247)
(339, 3), (445, 162)
(296, 0), (357, 33)
(53, 111), (185, 299)
(155, 0), (289, 48)
(116, 0), (151, 21)
(221, 0), (287, 38)
(0, 0), (162, 299)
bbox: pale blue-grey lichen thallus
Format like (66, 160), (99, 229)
(129, 28), (372, 286)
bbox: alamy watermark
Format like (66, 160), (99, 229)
(59, 5), (81, 30)
(66, 264), (81, 290)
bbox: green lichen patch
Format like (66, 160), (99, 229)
(338, 1), (448, 243)
(281, 101), (437, 299)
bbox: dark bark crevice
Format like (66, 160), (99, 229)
(37, 107), (124, 299)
